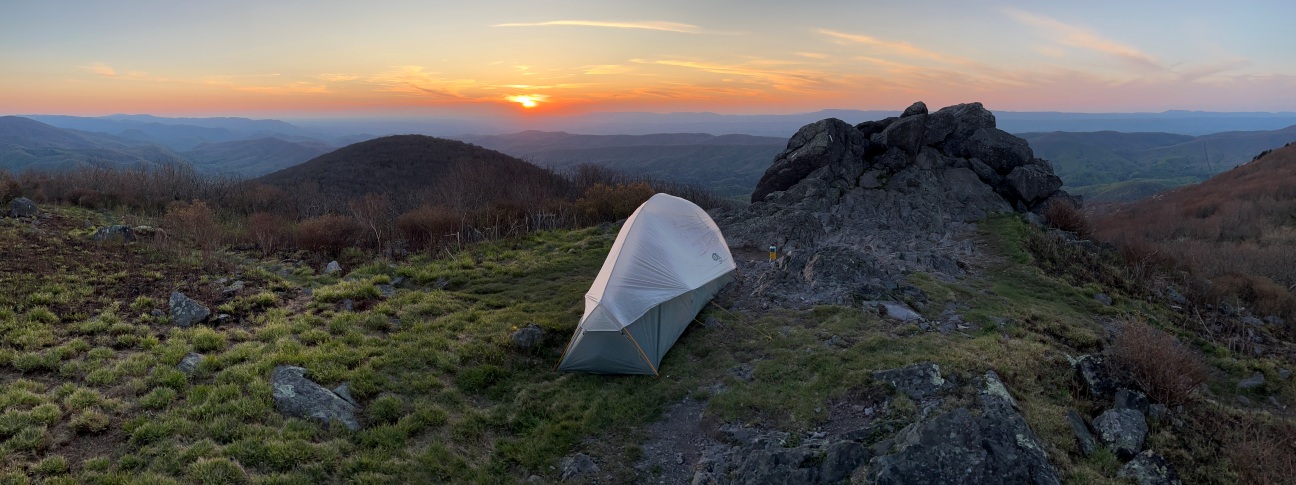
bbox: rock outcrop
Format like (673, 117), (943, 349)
(719, 102), (1075, 305)
(7, 197), (37, 218)
(169, 291), (211, 328)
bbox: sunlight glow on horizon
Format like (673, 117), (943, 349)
(1, 1), (1293, 117)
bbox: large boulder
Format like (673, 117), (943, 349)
(270, 365), (361, 431)
(868, 371), (1061, 485)
(733, 440), (868, 485)
(1118, 450), (1183, 485)
(7, 197), (37, 218)
(92, 225), (135, 242)
(169, 291), (211, 328)
(872, 362), (948, 400)
(722, 102), (1075, 307)
(511, 324), (544, 350)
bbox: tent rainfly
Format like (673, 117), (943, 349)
(557, 193), (736, 375)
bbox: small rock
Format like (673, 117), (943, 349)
(270, 365), (361, 431)
(1241, 316), (1264, 326)
(901, 101), (928, 117)
(559, 453), (600, 481)
(177, 352), (204, 374)
(1093, 408), (1148, 459)
(1235, 395), (1252, 406)
(1094, 293), (1113, 306)
(390, 276), (406, 287)
(222, 280), (245, 295)
(92, 225), (135, 242)
(324, 261), (342, 274)
(703, 316), (720, 328)
(434, 277), (449, 289)
(1066, 410), (1096, 456)
(867, 301), (923, 322)
(376, 284), (395, 299)
(1279, 368), (1291, 380)
(1114, 388), (1150, 415)
(1238, 372), (1266, 389)
(169, 291), (211, 328)
(1117, 450), (1183, 485)
(1264, 315), (1286, 326)
(1147, 404), (1168, 423)
(341, 299), (354, 312)
(150, 309), (165, 318)
(511, 324), (545, 350)
(332, 382), (358, 407)
(1075, 354), (1118, 400)
(7, 197), (37, 218)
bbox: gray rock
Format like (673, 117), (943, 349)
(7, 197), (37, 218)
(559, 453), (600, 481)
(1094, 293), (1113, 306)
(177, 352), (204, 375)
(1114, 388), (1150, 415)
(341, 299), (354, 312)
(1002, 163), (1063, 206)
(869, 372), (1060, 485)
(901, 101), (928, 117)
(332, 382), (358, 407)
(270, 365), (361, 431)
(1238, 372), (1266, 389)
(376, 284), (395, 299)
(1147, 404), (1169, 423)
(751, 118), (871, 202)
(732, 440), (869, 485)
(168, 291), (211, 328)
(511, 324), (544, 350)
(1241, 316), (1264, 326)
(1165, 287), (1187, 305)
(150, 309), (165, 318)
(222, 280), (245, 295)
(92, 225), (135, 242)
(1075, 354), (1118, 399)
(872, 362), (948, 400)
(1092, 408), (1148, 459)
(1279, 368), (1291, 380)
(324, 261), (342, 274)
(1117, 450), (1183, 485)
(1264, 315), (1286, 326)
(1066, 410), (1096, 456)
(869, 301), (923, 322)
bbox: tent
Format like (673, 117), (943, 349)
(557, 193), (736, 375)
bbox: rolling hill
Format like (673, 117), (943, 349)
(256, 134), (569, 209)
(180, 137), (331, 177)
(1023, 125), (1296, 201)
(457, 131), (786, 199)
(0, 116), (188, 172)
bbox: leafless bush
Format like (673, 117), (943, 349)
(575, 182), (655, 223)
(1107, 319), (1210, 406)
(295, 215), (362, 256)
(1043, 199), (1092, 239)
(162, 200), (221, 251)
(1224, 418), (1296, 485)
(248, 212), (291, 255)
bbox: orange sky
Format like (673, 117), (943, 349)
(2, 1), (1293, 117)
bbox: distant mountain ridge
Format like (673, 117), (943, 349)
(0, 116), (187, 171)
(1023, 124), (1296, 201)
(180, 137), (331, 177)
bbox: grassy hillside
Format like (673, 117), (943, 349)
(1, 199), (1292, 483)
(0, 117), (188, 172)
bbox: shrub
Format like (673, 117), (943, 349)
(575, 182), (655, 223)
(186, 457), (250, 485)
(1043, 199), (1092, 239)
(396, 206), (462, 252)
(248, 212), (291, 255)
(295, 215), (362, 256)
(163, 200), (221, 250)
(1, 171), (22, 203)
(1107, 319), (1209, 406)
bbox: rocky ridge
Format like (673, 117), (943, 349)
(718, 101), (1076, 306)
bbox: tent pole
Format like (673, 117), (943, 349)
(621, 328), (660, 377)
(554, 327), (582, 371)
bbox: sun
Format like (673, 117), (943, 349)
(506, 94), (546, 108)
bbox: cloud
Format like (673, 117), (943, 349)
(84, 62), (116, 77)
(367, 66), (476, 99)
(1004, 8), (1161, 70)
(494, 20), (699, 33)
(816, 29), (980, 68)
(796, 52), (829, 60)
(584, 64), (633, 75)
(633, 58), (831, 94)
(316, 73), (361, 82)
(1175, 59), (1254, 82)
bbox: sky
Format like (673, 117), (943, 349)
(2, 0), (1294, 118)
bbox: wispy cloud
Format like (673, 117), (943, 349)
(494, 20), (699, 33)
(367, 66), (476, 99)
(795, 52), (829, 60)
(1004, 8), (1161, 70)
(633, 58), (832, 94)
(316, 73), (361, 82)
(1176, 59), (1254, 82)
(584, 64), (633, 75)
(84, 62), (116, 77)
(816, 29), (980, 68)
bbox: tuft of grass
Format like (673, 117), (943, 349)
(191, 327), (228, 353)
(186, 457), (251, 485)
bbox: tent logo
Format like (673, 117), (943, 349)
(711, 253), (722, 262)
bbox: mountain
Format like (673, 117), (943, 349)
(25, 114), (329, 150)
(180, 137), (331, 177)
(1022, 125), (1296, 201)
(0, 116), (187, 171)
(256, 134), (568, 209)
(457, 131), (786, 198)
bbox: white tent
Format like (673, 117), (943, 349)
(557, 193), (736, 375)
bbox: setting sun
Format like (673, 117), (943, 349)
(506, 94), (546, 108)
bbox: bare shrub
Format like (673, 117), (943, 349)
(348, 193), (391, 251)
(248, 212), (291, 255)
(295, 215), (362, 256)
(1224, 418), (1296, 485)
(396, 206), (461, 252)
(0, 171), (19, 203)
(1107, 319), (1210, 406)
(162, 200), (221, 251)
(575, 182), (655, 223)
(1043, 199), (1092, 239)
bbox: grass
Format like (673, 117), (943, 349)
(1, 205), (1291, 483)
